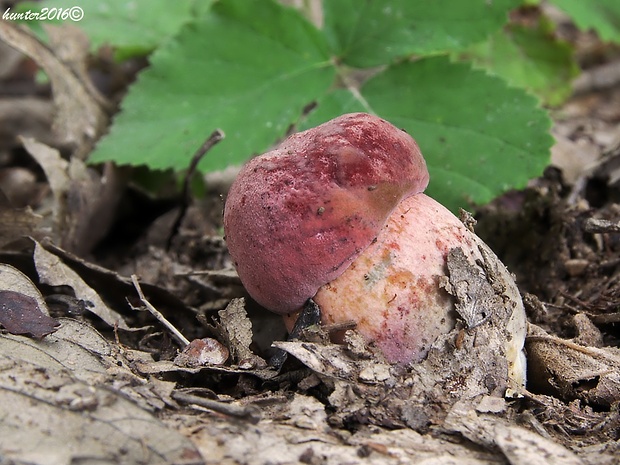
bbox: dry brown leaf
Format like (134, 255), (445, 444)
(214, 297), (267, 367)
(1, 318), (112, 381)
(44, 24), (110, 111)
(0, 290), (59, 337)
(0, 317), (204, 464)
(0, 263), (58, 337)
(0, 97), (55, 151)
(273, 339), (361, 380)
(526, 324), (620, 407)
(0, 203), (42, 248)
(20, 137), (124, 254)
(33, 240), (131, 330)
(0, 21), (107, 156)
(0, 262), (48, 311)
(444, 400), (585, 465)
(495, 426), (584, 465)
(0, 358), (202, 465)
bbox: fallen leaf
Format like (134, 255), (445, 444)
(526, 324), (620, 407)
(444, 400), (585, 465)
(0, 262), (59, 338)
(0, 203), (42, 248)
(33, 241), (131, 330)
(0, 21), (107, 155)
(20, 137), (125, 255)
(273, 339), (359, 380)
(213, 297), (267, 368)
(0, 356), (203, 465)
(0, 290), (59, 338)
(495, 426), (584, 465)
(0, 317), (204, 464)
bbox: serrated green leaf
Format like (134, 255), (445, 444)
(549, 0), (620, 43)
(87, 0), (553, 211)
(89, 0), (334, 171)
(303, 57), (552, 211)
(461, 18), (579, 106)
(322, 0), (521, 68)
(38, 0), (206, 57)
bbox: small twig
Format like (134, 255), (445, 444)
(323, 320), (357, 333)
(526, 335), (618, 364)
(591, 312), (620, 325)
(130, 274), (190, 347)
(557, 289), (590, 309)
(583, 218), (620, 234)
(171, 391), (261, 424)
(167, 129), (225, 250)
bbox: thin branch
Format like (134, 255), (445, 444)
(172, 391), (261, 424)
(167, 129), (225, 250)
(130, 274), (190, 347)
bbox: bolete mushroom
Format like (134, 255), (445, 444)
(224, 113), (526, 389)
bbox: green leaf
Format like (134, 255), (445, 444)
(88, 0), (553, 212)
(303, 57), (553, 211)
(461, 17), (579, 106)
(549, 0), (620, 43)
(322, 0), (522, 68)
(38, 0), (206, 57)
(89, 0), (335, 171)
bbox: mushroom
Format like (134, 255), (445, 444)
(224, 113), (526, 389)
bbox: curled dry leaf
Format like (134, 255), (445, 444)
(0, 263), (59, 338)
(0, 201), (42, 248)
(0, 21), (107, 155)
(33, 240), (131, 330)
(20, 137), (124, 255)
(0, 358), (202, 464)
(272, 340), (360, 381)
(444, 401), (585, 465)
(526, 324), (620, 407)
(0, 264), (48, 313)
(212, 298), (268, 368)
(0, 98), (55, 152)
(0, 290), (59, 338)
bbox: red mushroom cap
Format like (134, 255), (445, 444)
(223, 113), (429, 314)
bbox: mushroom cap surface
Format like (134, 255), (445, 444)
(223, 113), (429, 314)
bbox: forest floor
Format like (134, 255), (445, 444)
(0, 16), (619, 465)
